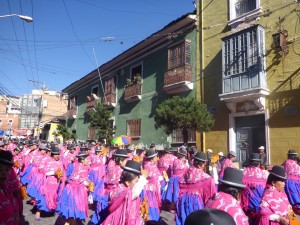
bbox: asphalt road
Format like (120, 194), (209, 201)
(22, 199), (95, 225)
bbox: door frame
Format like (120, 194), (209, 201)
(228, 109), (270, 165)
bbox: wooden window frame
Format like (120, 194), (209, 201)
(167, 40), (191, 70)
(126, 118), (141, 138)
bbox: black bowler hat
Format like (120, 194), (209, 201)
(145, 149), (158, 159)
(219, 167), (246, 188)
(164, 147), (171, 153)
(51, 147), (60, 155)
(113, 149), (129, 158)
(269, 165), (287, 180)
(0, 150), (14, 166)
(14, 147), (22, 152)
(121, 160), (141, 175)
(95, 146), (102, 152)
(193, 151), (207, 162)
(169, 147), (177, 152)
(76, 151), (88, 158)
(185, 208), (236, 225)
(249, 153), (261, 161)
(287, 149), (298, 155)
(178, 149), (188, 157)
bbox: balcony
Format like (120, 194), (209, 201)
(163, 64), (193, 94)
(124, 83), (142, 103)
(68, 107), (77, 119)
(86, 99), (97, 112)
(103, 92), (117, 108)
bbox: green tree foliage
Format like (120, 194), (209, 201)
(154, 96), (214, 144)
(52, 124), (76, 141)
(88, 103), (115, 144)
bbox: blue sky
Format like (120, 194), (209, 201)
(0, 0), (195, 96)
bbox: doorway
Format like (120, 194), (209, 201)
(235, 114), (266, 164)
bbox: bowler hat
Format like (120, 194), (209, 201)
(95, 146), (102, 152)
(169, 147), (177, 152)
(178, 149), (188, 157)
(51, 147), (60, 155)
(14, 147), (22, 152)
(145, 149), (158, 159)
(121, 160), (141, 175)
(249, 153), (261, 161)
(193, 151), (207, 162)
(164, 147), (171, 153)
(76, 151), (88, 158)
(258, 146), (265, 150)
(287, 149), (298, 155)
(269, 165), (287, 180)
(219, 167), (246, 188)
(184, 208), (236, 225)
(39, 144), (48, 150)
(0, 150), (14, 166)
(113, 149), (129, 158)
(228, 151), (236, 157)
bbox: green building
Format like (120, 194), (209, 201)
(63, 13), (197, 147)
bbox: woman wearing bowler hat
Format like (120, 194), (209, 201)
(206, 167), (249, 225)
(176, 151), (216, 225)
(256, 165), (292, 225)
(0, 150), (21, 225)
(57, 150), (91, 225)
(218, 151), (237, 180)
(282, 149), (300, 215)
(241, 153), (268, 221)
(164, 148), (189, 205)
(142, 149), (163, 221)
(101, 160), (149, 225)
(90, 149), (129, 224)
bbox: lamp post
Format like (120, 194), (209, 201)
(0, 14), (33, 22)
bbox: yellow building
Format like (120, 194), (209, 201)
(197, 0), (300, 165)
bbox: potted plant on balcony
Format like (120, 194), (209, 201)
(125, 78), (132, 87)
(134, 74), (142, 84)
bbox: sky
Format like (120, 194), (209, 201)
(0, 0), (195, 97)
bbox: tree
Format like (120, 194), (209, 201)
(154, 96), (214, 144)
(88, 103), (115, 144)
(52, 124), (76, 142)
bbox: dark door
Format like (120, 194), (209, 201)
(235, 115), (266, 165)
(236, 127), (252, 164)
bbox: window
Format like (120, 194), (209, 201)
(8, 119), (13, 126)
(91, 86), (99, 96)
(172, 129), (196, 143)
(126, 118), (141, 138)
(167, 40), (191, 70)
(69, 96), (77, 109)
(222, 25), (265, 93)
(229, 0), (261, 23)
(105, 77), (116, 94)
(130, 64), (142, 81)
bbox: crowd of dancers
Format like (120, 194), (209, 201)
(0, 138), (300, 225)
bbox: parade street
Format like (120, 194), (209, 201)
(23, 200), (94, 225)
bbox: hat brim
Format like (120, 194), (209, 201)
(146, 152), (158, 159)
(0, 158), (14, 166)
(194, 156), (207, 162)
(178, 152), (187, 157)
(287, 153), (298, 155)
(76, 154), (88, 158)
(218, 179), (246, 188)
(250, 158), (261, 161)
(113, 153), (129, 158)
(269, 172), (287, 180)
(121, 166), (141, 175)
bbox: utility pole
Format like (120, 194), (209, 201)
(28, 80), (46, 139)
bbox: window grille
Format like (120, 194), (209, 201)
(127, 118), (141, 137)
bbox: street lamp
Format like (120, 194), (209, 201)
(0, 14), (33, 23)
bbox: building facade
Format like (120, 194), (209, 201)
(63, 13), (197, 146)
(0, 95), (21, 138)
(198, 0), (300, 165)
